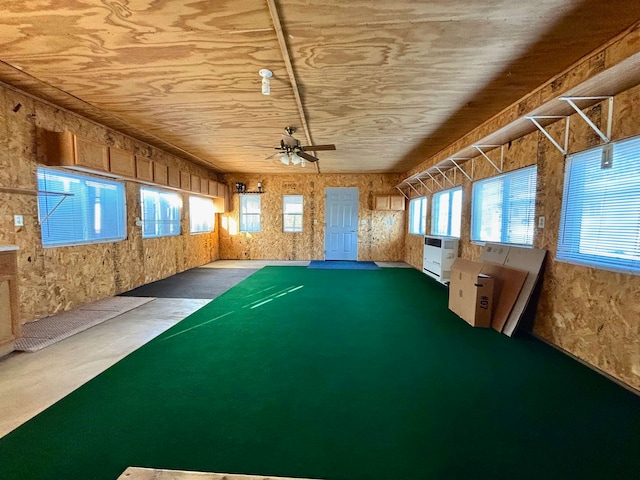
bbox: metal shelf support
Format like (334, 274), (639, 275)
(525, 116), (570, 155)
(449, 158), (473, 181)
(560, 96), (613, 143)
(473, 145), (503, 173)
(395, 186), (409, 199)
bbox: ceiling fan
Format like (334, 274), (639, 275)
(249, 127), (336, 167)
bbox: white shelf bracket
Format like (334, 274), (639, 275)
(407, 183), (421, 196)
(425, 171), (443, 189)
(416, 177), (433, 193)
(526, 116), (569, 155)
(559, 96), (613, 143)
(37, 191), (74, 226)
(435, 167), (455, 186)
(449, 158), (473, 181)
(473, 145), (503, 173)
(395, 186), (409, 199)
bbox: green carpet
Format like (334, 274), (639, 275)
(1, 267), (639, 480)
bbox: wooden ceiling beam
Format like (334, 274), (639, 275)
(266, 0), (320, 173)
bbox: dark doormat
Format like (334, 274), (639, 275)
(307, 261), (380, 270)
(119, 267), (259, 299)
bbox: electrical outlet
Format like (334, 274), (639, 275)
(14, 215), (24, 227)
(538, 216), (545, 229)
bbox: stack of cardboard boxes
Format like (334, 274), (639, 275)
(448, 244), (546, 336)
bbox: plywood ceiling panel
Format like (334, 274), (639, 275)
(0, 0), (638, 174)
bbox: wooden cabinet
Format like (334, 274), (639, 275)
(0, 247), (19, 357)
(190, 175), (201, 193)
(153, 163), (168, 186)
(180, 171), (191, 190)
(375, 195), (405, 211)
(135, 157), (154, 182)
(44, 131), (109, 172)
(42, 130), (223, 202)
(109, 147), (135, 177)
(168, 167), (181, 188)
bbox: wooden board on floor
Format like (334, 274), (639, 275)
(118, 467), (320, 480)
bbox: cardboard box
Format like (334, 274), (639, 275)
(448, 258), (494, 327)
(478, 263), (528, 333)
(479, 244), (547, 336)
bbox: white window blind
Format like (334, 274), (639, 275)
(141, 187), (181, 238)
(409, 197), (428, 235)
(37, 167), (126, 247)
(189, 196), (215, 234)
(283, 195), (303, 232)
(240, 194), (261, 232)
(557, 136), (640, 275)
(471, 166), (537, 245)
(431, 187), (462, 237)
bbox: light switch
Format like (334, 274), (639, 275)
(14, 215), (24, 227)
(538, 216), (545, 229)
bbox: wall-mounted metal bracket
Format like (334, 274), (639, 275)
(449, 158), (473, 181)
(415, 177), (433, 193)
(434, 167), (455, 186)
(37, 190), (74, 225)
(407, 182), (422, 196)
(559, 96), (613, 143)
(525, 116), (570, 155)
(473, 145), (503, 174)
(395, 185), (410, 199)
(424, 171), (443, 189)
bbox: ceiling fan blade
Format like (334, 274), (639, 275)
(300, 144), (336, 151)
(297, 151), (319, 163)
(243, 144), (276, 149)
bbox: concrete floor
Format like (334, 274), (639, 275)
(0, 259), (411, 439)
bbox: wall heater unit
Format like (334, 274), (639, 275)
(423, 235), (459, 284)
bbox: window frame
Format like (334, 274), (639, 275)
(408, 196), (428, 235)
(470, 165), (537, 246)
(37, 167), (127, 248)
(556, 137), (640, 276)
(282, 194), (303, 233)
(431, 186), (462, 237)
(140, 187), (182, 239)
(239, 194), (262, 233)
(189, 195), (215, 234)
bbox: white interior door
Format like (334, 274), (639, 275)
(324, 187), (359, 261)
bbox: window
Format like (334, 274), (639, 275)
(408, 196), (428, 235)
(471, 166), (537, 245)
(431, 187), (462, 237)
(283, 195), (303, 232)
(37, 167), (126, 247)
(557, 137), (640, 275)
(189, 196), (215, 234)
(240, 194), (261, 232)
(140, 187), (181, 238)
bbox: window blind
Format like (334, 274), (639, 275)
(471, 166), (537, 245)
(141, 187), (181, 238)
(409, 197), (427, 235)
(283, 195), (303, 232)
(557, 136), (640, 275)
(240, 194), (261, 232)
(37, 168), (126, 247)
(432, 187), (462, 237)
(189, 196), (215, 233)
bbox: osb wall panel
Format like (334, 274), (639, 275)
(0, 85), (219, 324)
(218, 173), (405, 261)
(532, 88), (640, 389)
(405, 83), (640, 390)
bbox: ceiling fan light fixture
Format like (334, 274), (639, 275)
(301, 158), (306, 168)
(290, 152), (302, 165)
(279, 152), (290, 165)
(259, 69), (272, 95)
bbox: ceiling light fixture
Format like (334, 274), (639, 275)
(259, 69), (272, 95)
